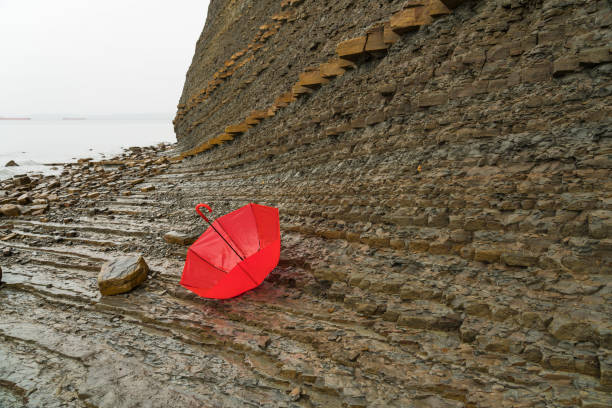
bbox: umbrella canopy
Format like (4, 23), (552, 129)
(180, 203), (280, 299)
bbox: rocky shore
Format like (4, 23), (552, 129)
(1, 144), (171, 220)
(2, 0), (611, 407)
(1, 139), (611, 407)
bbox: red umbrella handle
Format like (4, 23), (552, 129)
(195, 203), (212, 223)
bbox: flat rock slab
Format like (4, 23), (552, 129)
(98, 255), (149, 296)
(0, 322), (98, 360)
(164, 231), (199, 245)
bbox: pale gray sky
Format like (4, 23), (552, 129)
(0, 0), (209, 116)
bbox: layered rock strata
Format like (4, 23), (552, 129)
(1, 0), (611, 407)
(172, 0), (611, 405)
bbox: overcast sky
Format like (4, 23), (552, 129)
(0, 0), (209, 116)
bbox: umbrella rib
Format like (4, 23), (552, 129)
(236, 263), (258, 286)
(203, 217), (258, 285)
(189, 248), (257, 286)
(188, 248), (231, 275)
(205, 218), (246, 261)
(214, 219), (259, 285)
(249, 203), (261, 252)
(216, 219), (247, 259)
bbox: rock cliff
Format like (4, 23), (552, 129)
(0, 0), (611, 407)
(171, 0), (612, 405)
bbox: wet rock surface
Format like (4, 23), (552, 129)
(0, 138), (610, 407)
(1, 0), (611, 407)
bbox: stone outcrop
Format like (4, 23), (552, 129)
(169, 0), (611, 405)
(98, 255), (149, 296)
(0, 0), (610, 407)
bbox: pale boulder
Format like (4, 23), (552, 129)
(98, 255), (149, 296)
(0, 204), (21, 217)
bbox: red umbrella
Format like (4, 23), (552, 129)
(180, 203), (280, 299)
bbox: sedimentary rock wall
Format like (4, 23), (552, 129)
(171, 0), (612, 405)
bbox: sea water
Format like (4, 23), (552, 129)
(0, 119), (176, 180)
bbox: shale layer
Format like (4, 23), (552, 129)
(1, 0), (612, 407)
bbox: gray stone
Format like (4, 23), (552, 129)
(13, 175), (31, 186)
(549, 313), (597, 343)
(163, 231), (198, 245)
(579, 47), (612, 65)
(501, 251), (539, 267)
(98, 255), (149, 296)
(30, 204), (49, 213)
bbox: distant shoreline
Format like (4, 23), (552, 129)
(0, 118), (175, 181)
(0, 114), (172, 121)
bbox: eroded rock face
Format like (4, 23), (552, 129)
(163, 0), (611, 405)
(97, 255), (149, 296)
